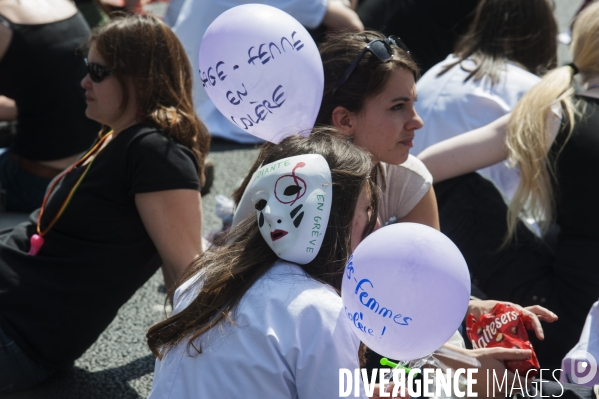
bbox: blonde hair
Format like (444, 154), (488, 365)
(505, 1), (599, 242)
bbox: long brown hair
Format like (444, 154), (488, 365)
(89, 14), (210, 184)
(147, 128), (378, 359)
(440, 0), (557, 85)
(505, 1), (599, 241)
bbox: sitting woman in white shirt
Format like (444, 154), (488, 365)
(147, 129), (378, 399)
(413, 0), (558, 201)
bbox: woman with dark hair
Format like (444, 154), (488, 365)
(0, 0), (100, 212)
(148, 129), (378, 398)
(315, 31), (439, 234)
(419, 1), (599, 371)
(413, 0), (558, 202)
(410, 0), (560, 338)
(0, 14), (210, 391)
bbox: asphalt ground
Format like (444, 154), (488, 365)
(1, 1), (583, 397)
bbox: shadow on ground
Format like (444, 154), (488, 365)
(1, 355), (154, 399)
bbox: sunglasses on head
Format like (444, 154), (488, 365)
(332, 35), (410, 95)
(84, 58), (112, 83)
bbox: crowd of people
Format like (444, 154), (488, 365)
(0, 0), (598, 397)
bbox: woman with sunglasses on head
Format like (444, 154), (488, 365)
(0, 14), (209, 392)
(315, 32), (440, 232)
(0, 0), (100, 212)
(148, 130), (378, 399)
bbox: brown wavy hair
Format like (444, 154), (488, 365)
(147, 128), (378, 359)
(89, 14), (210, 184)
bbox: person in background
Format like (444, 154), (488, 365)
(356, 0), (480, 74)
(0, 14), (209, 392)
(414, 0), (558, 202)
(0, 0), (100, 212)
(315, 31), (438, 230)
(419, 1), (599, 369)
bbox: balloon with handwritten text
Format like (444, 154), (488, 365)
(198, 4), (324, 143)
(341, 223), (471, 361)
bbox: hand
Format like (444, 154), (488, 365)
(439, 345), (533, 398)
(469, 347), (534, 397)
(467, 300), (558, 340)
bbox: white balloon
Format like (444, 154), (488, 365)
(199, 4), (324, 143)
(341, 223), (471, 361)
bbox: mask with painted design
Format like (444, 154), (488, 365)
(250, 154), (332, 264)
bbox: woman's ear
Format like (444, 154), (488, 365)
(331, 106), (355, 137)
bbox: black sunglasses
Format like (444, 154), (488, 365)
(332, 36), (410, 95)
(84, 58), (113, 83)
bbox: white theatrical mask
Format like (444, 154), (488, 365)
(250, 154), (332, 264)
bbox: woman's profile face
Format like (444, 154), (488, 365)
(81, 44), (138, 131)
(351, 68), (423, 165)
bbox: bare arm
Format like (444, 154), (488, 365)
(0, 23), (12, 63)
(439, 345), (533, 397)
(418, 114), (511, 183)
(321, 0), (364, 32)
(397, 186), (440, 230)
(135, 189), (203, 290)
(0, 96), (16, 121)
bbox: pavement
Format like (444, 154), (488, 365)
(1, 1), (582, 397)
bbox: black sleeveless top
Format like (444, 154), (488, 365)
(0, 12), (99, 161)
(552, 95), (599, 242)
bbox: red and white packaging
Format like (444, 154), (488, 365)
(466, 303), (540, 376)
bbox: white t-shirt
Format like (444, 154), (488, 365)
(170, 0), (328, 143)
(149, 260), (367, 399)
(413, 54), (540, 200)
(377, 155), (433, 225)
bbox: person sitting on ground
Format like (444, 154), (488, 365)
(410, 0), (561, 335)
(233, 31), (438, 232)
(0, 14), (209, 392)
(413, 0), (558, 203)
(418, 1), (599, 370)
(147, 129), (378, 398)
(0, 0), (100, 212)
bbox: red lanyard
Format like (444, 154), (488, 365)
(28, 131), (115, 256)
